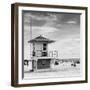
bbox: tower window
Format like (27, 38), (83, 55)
(43, 43), (47, 46)
(43, 47), (46, 50)
(43, 43), (47, 50)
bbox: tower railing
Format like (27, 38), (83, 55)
(32, 50), (58, 58)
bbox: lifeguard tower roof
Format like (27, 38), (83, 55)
(28, 35), (55, 43)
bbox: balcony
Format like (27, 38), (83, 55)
(32, 50), (58, 58)
(32, 50), (48, 57)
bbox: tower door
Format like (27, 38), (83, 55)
(37, 59), (51, 69)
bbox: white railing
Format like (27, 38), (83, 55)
(31, 50), (58, 58)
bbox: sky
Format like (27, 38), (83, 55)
(23, 11), (81, 59)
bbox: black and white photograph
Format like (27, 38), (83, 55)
(11, 3), (87, 87)
(23, 11), (81, 79)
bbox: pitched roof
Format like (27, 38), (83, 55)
(28, 35), (55, 43)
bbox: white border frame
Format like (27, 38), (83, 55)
(18, 6), (86, 84)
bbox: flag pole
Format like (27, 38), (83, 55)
(30, 16), (32, 59)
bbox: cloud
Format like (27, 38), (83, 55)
(32, 26), (58, 36)
(65, 20), (77, 24)
(24, 12), (58, 25)
(23, 11), (80, 27)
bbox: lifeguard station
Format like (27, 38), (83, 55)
(28, 35), (58, 71)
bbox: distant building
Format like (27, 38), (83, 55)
(28, 35), (55, 71)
